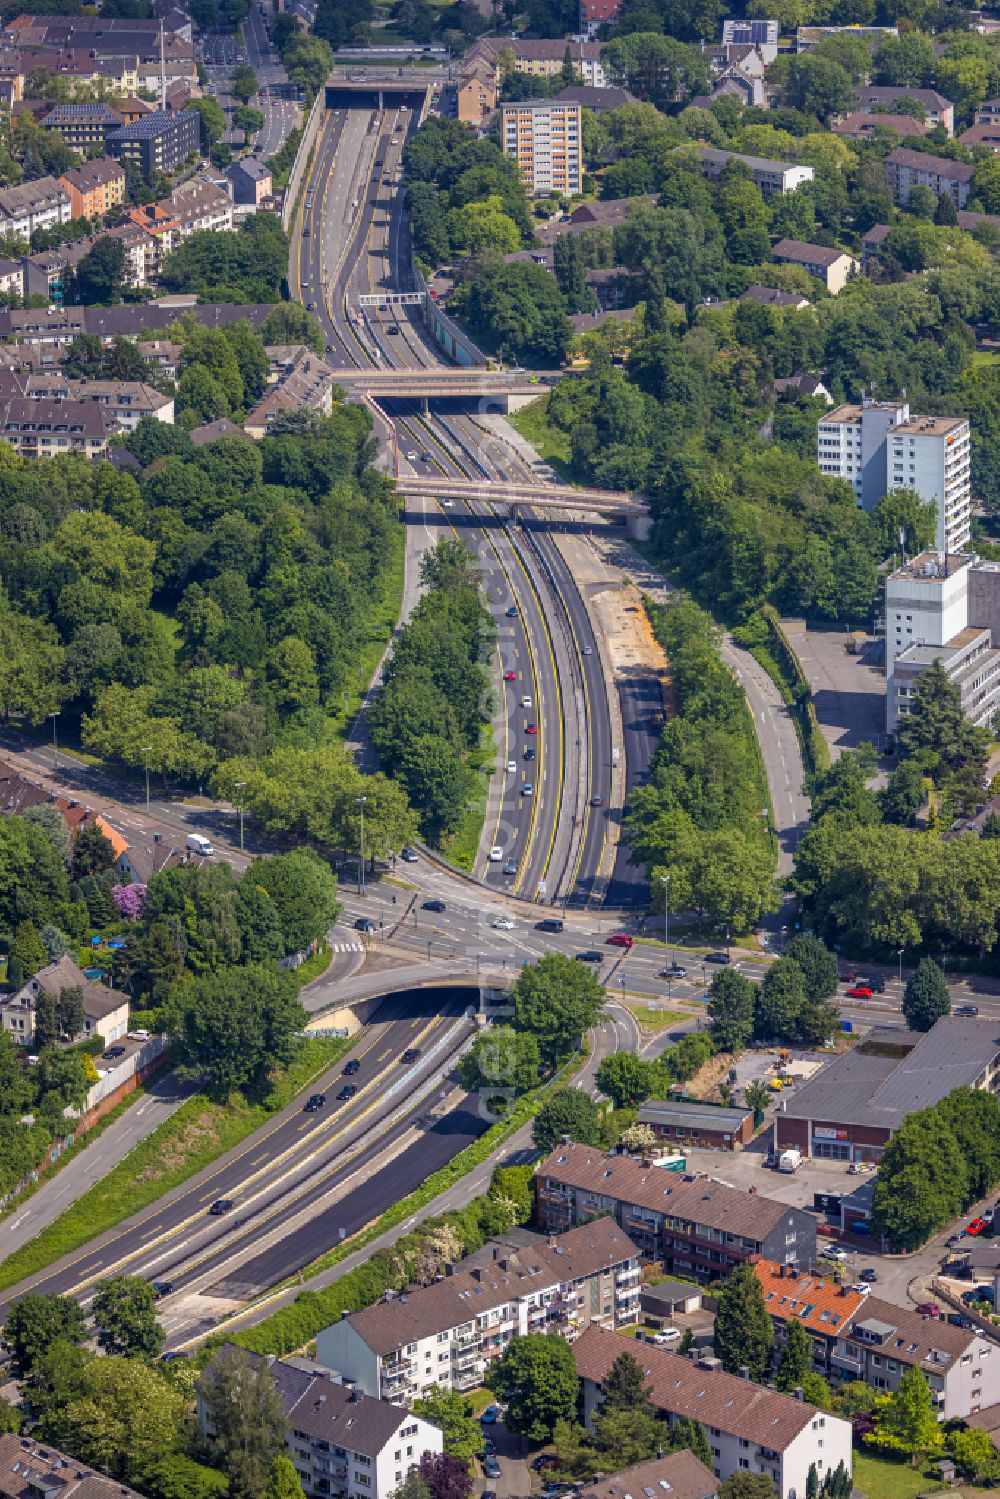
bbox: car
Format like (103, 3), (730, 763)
(387, 324), (400, 335)
(421, 450), (432, 461)
(402, 1047), (422, 1063)
(150, 1281), (174, 1298)
(503, 671), (517, 682)
(537, 918), (564, 933)
(489, 846), (503, 862)
(850, 1283), (872, 1297)
(606, 933), (634, 948)
(391, 136), (399, 145)
(304, 1093), (326, 1112)
(764, 1151), (779, 1169)
(524, 747), (536, 760)
(576, 950), (603, 963)
(480, 1406), (501, 1426)
(840, 969), (858, 983)
(846, 984), (874, 999)
(337, 1084), (357, 1100)
(525, 723), (538, 734)
(344, 1059), (360, 1076)
(483, 1438), (496, 1456)
(825, 1248), (850, 1263)
(484, 1458), (501, 1480)
(706, 952), (730, 965)
(423, 899), (446, 913)
(521, 783), (533, 797)
(101, 1046), (125, 1060)
(307, 300), (317, 311)
(406, 450), (418, 460)
(505, 606), (518, 618)
(160, 1351), (188, 1363)
(660, 963), (687, 978)
(354, 917), (377, 933)
(859, 975), (885, 993)
(917, 1302), (942, 1317)
(590, 795), (604, 806)
(582, 644), (593, 655)
(521, 695), (533, 709)
(492, 916), (515, 930)
(652, 1329), (681, 1345)
(860, 1268), (878, 1283)
(954, 1004), (980, 1017)
(400, 847), (418, 862)
(967, 1218), (990, 1236)
(506, 760), (517, 773)
(442, 499), (455, 508)
(209, 1199), (234, 1215)
(947, 1313), (974, 1328)
(532, 1456), (559, 1473)
(503, 858), (518, 875)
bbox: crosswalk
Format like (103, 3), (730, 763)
(330, 940), (366, 954)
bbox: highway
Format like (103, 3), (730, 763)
(290, 103), (636, 907)
(0, 995), (477, 1325)
(242, 1), (299, 161)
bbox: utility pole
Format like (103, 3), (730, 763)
(142, 744), (151, 810)
(356, 795), (367, 895)
(660, 873), (670, 975)
(49, 711), (60, 773)
(234, 781), (247, 852)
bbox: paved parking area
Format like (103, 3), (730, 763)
(781, 619), (887, 761)
(478, 1417), (531, 1499)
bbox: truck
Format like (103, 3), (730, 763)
(778, 1148), (803, 1173)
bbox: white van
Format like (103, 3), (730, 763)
(186, 833), (214, 857)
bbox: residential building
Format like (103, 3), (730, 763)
(771, 237), (858, 293)
(159, 175), (233, 237)
(0, 954), (129, 1047)
(0, 176), (69, 238)
(456, 56), (496, 126)
(884, 145), (972, 207)
(0, 300), (271, 348)
(511, 38), (609, 87)
(798, 23), (897, 47)
(858, 85), (954, 133)
(136, 338), (181, 377)
(577, 1453), (718, 1499)
(959, 121), (1000, 152)
(0, 1434), (143, 1499)
(691, 67), (766, 110)
(832, 112), (930, 141)
(500, 99), (582, 195)
(580, 0), (624, 37)
(752, 1260), (1000, 1419)
(106, 108), (199, 178)
(553, 84), (636, 113)
(695, 147), (814, 196)
(229, 155), (272, 206)
(0, 257), (22, 297)
(535, 1142), (817, 1277)
(721, 16), (778, 60)
(978, 97), (1000, 123)
(41, 101), (123, 150)
(740, 283), (810, 309)
(637, 1099), (754, 1150)
(0, 396), (111, 458)
(0, 51), (23, 103)
(316, 1219), (642, 1403)
(774, 1017), (1000, 1161)
(199, 1349), (443, 1499)
(574, 1327), (853, 1499)
(58, 156), (126, 219)
(774, 372), (832, 403)
(126, 202), (179, 273)
(817, 397), (971, 554)
(244, 347), (336, 438)
(0, 368), (173, 428)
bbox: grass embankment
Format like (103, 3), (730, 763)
(443, 723), (496, 873)
(332, 522), (405, 740)
(621, 1003), (689, 1031)
(0, 1036), (351, 1294)
(509, 396), (577, 483)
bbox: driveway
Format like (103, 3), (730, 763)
(479, 1417), (531, 1499)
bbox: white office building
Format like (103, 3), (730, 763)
(817, 398), (972, 555)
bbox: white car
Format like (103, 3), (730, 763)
(406, 450), (418, 460)
(442, 499), (455, 508)
(492, 916), (515, 930)
(521, 695), (533, 709)
(849, 1283), (872, 1297)
(489, 846), (503, 862)
(506, 760), (517, 773)
(825, 1248), (850, 1263)
(652, 1329), (681, 1345)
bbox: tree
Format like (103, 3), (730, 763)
(896, 659), (990, 789)
(601, 1351), (653, 1413)
(142, 1455), (230, 1499)
(57, 985), (84, 1040)
(948, 1426), (1000, 1484)
(783, 934), (838, 1002)
(417, 1452), (473, 1499)
(866, 1366), (944, 1464)
(232, 63), (258, 103)
(775, 1319), (812, 1391)
(91, 1274), (164, 1360)
(902, 957), (950, 1032)
(744, 1079), (771, 1119)
(244, 849), (340, 955)
(707, 968), (756, 1052)
(11, 921), (47, 978)
(190, 96), (227, 152)
(872, 1109), (969, 1250)
(394, 1477), (432, 1499)
(880, 761), (925, 827)
(486, 1334), (579, 1442)
(669, 1417), (711, 1467)
(166, 963), (306, 1101)
(73, 236), (125, 305)
(756, 957), (807, 1041)
(263, 1457), (305, 1499)
(595, 1052), (655, 1108)
(412, 1388), (483, 1466)
(602, 33), (709, 108)
(0, 611), (65, 725)
(512, 953), (604, 1064)
(198, 1347), (288, 1499)
(532, 1087), (601, 1153)
(719, 1477), (776, 1499)
(713, 1262), (774, 1381)
(45, 1354), (186, 1484)
(71, 824), (116, 879)
(458, 1027), (540, 1096)
(5, 1294), (86, 1376)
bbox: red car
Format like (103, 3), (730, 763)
(503, 670), (516, 681)
(846, 984), (873, 999)
(967, 1218), (989, 1236)
(916, 1303), (940, 1317)
(606, 933), (634, 949)
(840, 970), (858, 983)
(525, 723), (538, 734)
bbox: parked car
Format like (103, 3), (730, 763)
(850, 1283), (872, 1297)
(763, 1151), (778, 1169)
(860, 975), (885, 993)
(532, 1457), (559, 1473)
(916, 1302), (941, 1317)
(484, 1458), (501, 1480)
(846, 984), (874, 999)
(652, 1329), (681, 1345)
(825, 1248), (850, 1263)
(947, 1313), (974, 1328)
(966, 1218), (990, 1236)
(304, 1094), (326, 1112)
(101, 1047), (125, 1061)
(860, 1268), (878, 1283)
(480, 1407), (501, 1426)
(954, 1004), (980, 1017)
(400, 847), (418, 862)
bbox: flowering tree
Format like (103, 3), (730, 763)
(111, 882), (147, 922)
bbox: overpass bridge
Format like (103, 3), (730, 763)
(331, 367), (561, 408)
(394, 473), (649, 522)
(324, 75), (438, 112)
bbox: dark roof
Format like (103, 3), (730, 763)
(42, 101), (123, 124)
(885, 146), (973, 181)
(741, 283), (810, 307)
(576, 1452), (718, 1499)
(637, 1099), (752, 1131)
(107, 107), (196, 141)
(638, 1278), (703, 1308)
(857, 85), (951, 111)
(189, 416), (245, 446)
(59, 156), (125, 192)
(231, 155), (271, 180)
(772, 237), (851, 267)
(0, 1433), (143, 1499)
(553, 84), (636, 109)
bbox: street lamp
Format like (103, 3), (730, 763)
(48, 711), (59, 772)
(142, 744), (151, 810)
(234, 781), (247, 852)
(356, 795), (367, 895)
(660, 873), (670, 977)
(897, 948), (904, 992)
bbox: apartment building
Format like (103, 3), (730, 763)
(771, 238), (858, 293)
(535, 1143), (817, 1278)
(58, 156), (125, 219)
(817, 397), (971, 555)
(501, 99), (582, 195)
(885, 146), (972, 207)
(159, 175), (233, 237)
(580, 0), (624, 37)
(126, 203), (179, 274)
(696, 147), (814, 196)
(512, 39), (608, 86)
(752, 1260), (1000, 1419)
(457, 58), (496, 126)
(229, 155), (272, 206)
(0, 396), (110, 458)
(199, 1349), (442, 1499)
(106, 108), (199, 178)
(0, 1434), (143, 1499)
(244, 347), (336, 437)
(24, 46), (139, 94)
(721, 17), (778, 51)
(574, 1328), (853, 1499)
(41, 101), (123, 150)
(316, 1220), (642, 1404)
(0, 367), (172, 428)
(798, 23), (896, 47)
(0, 176), (70, 238)
(578, 1453), (718, 1499)
(858, 85), (954, 134)
(833, 112), (930, 142)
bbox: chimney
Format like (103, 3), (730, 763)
(445, 1263), (456, 1277)
(549, 1234), (558, 1248)
(793, 1387), (804, 1402)
(738, 1365), (750, 1381)
(471, 1268), (483, 1282)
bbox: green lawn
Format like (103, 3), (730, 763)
(622, 1002), (689, 1030)
(852, 1453), (946, 1499)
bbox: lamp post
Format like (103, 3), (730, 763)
(48, 711), (59, 773)
(356, 795), (367, 895)
(142, 744), (151, 810)
(897, 948), (904, 993)
(660, 873), (670, 978)
(234, 781), (247, 852)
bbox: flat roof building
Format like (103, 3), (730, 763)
(637, 1099), (754, 1150)
(106, 107), (199, 178)
(500, 98), (582, 196)
(696, 147), (814, 196)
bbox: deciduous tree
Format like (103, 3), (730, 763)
(486, 1334), (579, 1442)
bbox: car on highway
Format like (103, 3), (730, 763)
(537, 918), (564, 933)
(402, 1047), (422, 1063)
(304, 1094), (326, 1112)
(387, 324), (400, 335)
(582, 644), (593, 655)
(209, 1199), (234, 1215)
(423, 899), (446, 912)
(307, 301), (317, 311)
(160, 1351), (188, 1363)
(521, 695), (533, 708)
(492, 916), (515, 930)
(484, 1458), (501, 1480)
(606, 933), (633, 948)
(344, 1059), (360, 1075)
(503, 670), (516, 681)
(660, 963), (687, 978)
(846, 984), (874, 999)
(354, 917), (377, 933)
(150, 1281), (174, 1298)
(337, 1084), (357, 1100)
(524, 746), (535, 760)
(400, 847), (418, 862)
(489, 846), (503, 862)
(506, 760), (517, 773)
(521, 783), (533, 797)
(706, 951), (730, 964)
(954, 1004), (980, 1017)
(590, 795), (603, 806)
(967, 1217), (990, 1235)
(505, 606), (518, 618)
(525, 723), (538, 734)
(503, 858), (518, 875)
(442, 499), (454, 508)
(421, 450), (432, 461)
(576, 950), (602, 963)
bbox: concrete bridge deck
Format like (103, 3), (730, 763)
(394, 473), (646, 516)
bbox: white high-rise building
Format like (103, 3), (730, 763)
(817, 398), (972, 555)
